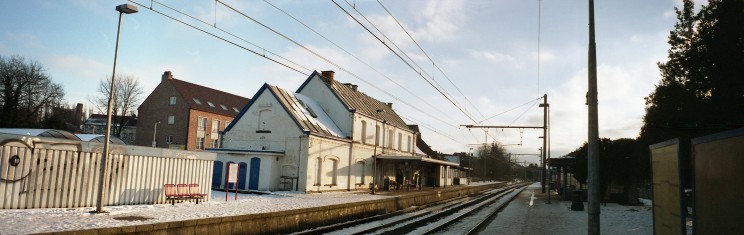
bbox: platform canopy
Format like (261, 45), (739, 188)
(375, 154), (459, 167)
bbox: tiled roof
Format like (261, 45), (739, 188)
(85, 114), (138, 126)
(168, 78), (249, 117)
(268, 85), (344, 139)
(301, 71), (411, 132)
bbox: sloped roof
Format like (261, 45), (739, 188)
(408, 125), (440, 158)
(298, 71), (411, 131)
(168, 77), (249, 117)
(268, 85), (345, 138)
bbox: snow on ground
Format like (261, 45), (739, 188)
(0, 190), (387, 234)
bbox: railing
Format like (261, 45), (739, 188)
(0, 133), (215, 209)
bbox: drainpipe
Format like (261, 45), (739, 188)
(348, 140), (353, 191)
(297, 135), (304, 191)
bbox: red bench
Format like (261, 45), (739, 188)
(164, 184), (207, 205)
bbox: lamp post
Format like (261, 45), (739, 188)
(94, 3), (138, 214)
(152, 121), (160, 147)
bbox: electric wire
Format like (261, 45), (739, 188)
(263, 0), (455, 120)
(217, 0), (467, 133)
(149, 0), (311, 73)
(127, 0), (308, 75)
(376, 0), (492, 125)
(478, 96), (543, 124)
(332, 0), (480, 124)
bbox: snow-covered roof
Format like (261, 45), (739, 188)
(0, 128), (81, 141)
(75, 134), (126, 145)
(268, 84), (345, 138)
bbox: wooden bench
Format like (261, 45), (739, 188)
(164, 183), (207, 205)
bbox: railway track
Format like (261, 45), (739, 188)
(293, 183), (529, 235)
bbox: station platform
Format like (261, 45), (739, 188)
(481, 183), (652, 234)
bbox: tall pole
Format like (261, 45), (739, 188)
(588, 0), (601, 233)
(95, 11), (124, 214)
(541, 94), (547, 193)
(95, 4), (137, 213)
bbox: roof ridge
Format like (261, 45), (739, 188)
(169, 78), (249, 100)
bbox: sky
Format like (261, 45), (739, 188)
(0, 0), (698, 163)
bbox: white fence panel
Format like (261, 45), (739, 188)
(0, 133), (215, 209)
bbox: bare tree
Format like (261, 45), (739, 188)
(0, 55), (65, 128)
(89, 74), (145, 137)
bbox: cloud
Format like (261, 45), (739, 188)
(546, 63), (659, 156)
(44, 55), (109, 81)
(412, 0), (467, 42)
(468, 49), (521, 68)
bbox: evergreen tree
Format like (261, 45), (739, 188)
(640, 0), (744, 144)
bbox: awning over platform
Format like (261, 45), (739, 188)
(375, 154), (460, 167)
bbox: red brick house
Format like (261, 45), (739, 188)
(135, 71), (250, 150)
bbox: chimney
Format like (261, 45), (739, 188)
(387, 102), (393, 108)
(321, 70), (335, 84)
(351, 85), (358, 91)
(162, 71), (173, 82)
(74, 103), (84, 127)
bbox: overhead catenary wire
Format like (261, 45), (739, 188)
(217, 0), (471, 135)
(127, 0), (308, 75)
(376, 0), (492, 125)
(332, 0), (480, 124)
(263, 0), (455, 121)
(138, 0), (474, 147)
(131, 0), (490, 150)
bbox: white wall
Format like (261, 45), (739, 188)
(223, 90), (304, 151)
(297, 75), (353, 137)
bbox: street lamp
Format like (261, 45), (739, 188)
(152, 121), (160, 147)
(94, 3), (138, 214)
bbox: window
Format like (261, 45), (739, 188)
(233, 107), (240, 113)
(257, 109), (271, 132)
(196, 137), (205, 150)
(207, 101), (215, 108)
(356, 161), (365, 184)
(331, 159), (338, 185)
(210, 139), (219, 148)
(193, 98), (202, 105)
(169, 96), (176, 105)
(197, 117), (207, 131)
(315, 158), (322, 186)
(375, 125), (380, 146)
(361, 121), (367, 144)
(211, 119), (220, 132)
(167, 116), (175, 124)
(220, 104), (228, 111)
(407, 136), (412, 152)
(398, 132), (403, 150)
(387, 130), (394, 148)
(165, 135), (173, 144)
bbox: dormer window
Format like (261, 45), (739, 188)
(193, 98), (202, 105)
(220, 104), (228, 110)
(233, 107), (240, 113)
(207, 101), (215, 108)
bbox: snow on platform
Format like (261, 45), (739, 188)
(0, 190), (386, 234)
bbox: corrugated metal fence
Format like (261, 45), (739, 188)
(0, 133), (215, 209)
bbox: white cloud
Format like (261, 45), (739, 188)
(412, 0), (467, 42)
(44, 55), (109, 81)
(546, 63), (658, 156)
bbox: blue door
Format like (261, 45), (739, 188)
(238, 162), (248, 190)
(227, 161), (236, 189)
(249, 158), (260, 190)
(212, 161), (223, 188)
